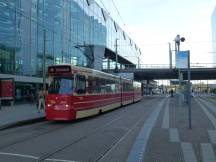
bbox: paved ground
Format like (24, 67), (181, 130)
(140, 94), (216, 162)
(0, 94), (216, 162)
(0, 103), (45, 130)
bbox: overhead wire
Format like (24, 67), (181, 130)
(110, 0), (133, 37)
(99, 0), (111, 16)
(111, 0), (127, 27)
(99, 0), (133, 37)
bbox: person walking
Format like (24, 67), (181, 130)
(30, 90), (35, 105)
(37, 89), (45, 113)
(170, 89), (174, 97)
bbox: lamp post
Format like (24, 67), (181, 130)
(187, 50), (191, 129)
(43, 29), (46, 91)
(168, 42), (172, 69)
(174, 35), (192, 129)
(174, 35), (185, 51)
(174, 35), (185, 85)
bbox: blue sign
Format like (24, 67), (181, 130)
(176, 51), (189, 68)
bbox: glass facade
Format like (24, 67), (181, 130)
(212, 6), (216, 64)
(0, 0), (141, 77)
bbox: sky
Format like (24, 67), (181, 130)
(96, 0), (216, 65)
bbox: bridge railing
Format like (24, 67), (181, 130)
(190, 63), (216, 68)
(103, 63), (216, 70)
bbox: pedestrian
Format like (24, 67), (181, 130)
(30, 90), (35, 105)
(170, 89), (174, 97)
(37, 89), (45, 113)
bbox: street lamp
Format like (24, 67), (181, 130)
(43, 29), (46, 91)
(174, 35), (185, 52)
(174, 34), (185, 85)
(168, 42), (172, 69)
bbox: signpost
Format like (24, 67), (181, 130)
(176, 50), (192, 129)
(176, 51), (188, 69)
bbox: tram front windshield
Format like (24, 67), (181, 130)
(49, 77), (74, 94)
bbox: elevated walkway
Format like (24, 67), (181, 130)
(103, 63), (216, 80)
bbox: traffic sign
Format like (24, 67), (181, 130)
(176, 51), (189, 69)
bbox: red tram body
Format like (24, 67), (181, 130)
(45, 64), (142, 121)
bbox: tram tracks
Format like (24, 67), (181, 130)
(0, 97), (163, 162)
(0, 107), (124, 152)
(36, 98), (165, 162)
(0, 121), (50, 137)
(95, 98), (167, 162)
(0, 102), (130, 151)
(0, 120), (82, 151)
(37, 116), (123, 162)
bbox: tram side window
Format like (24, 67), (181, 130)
(123, 83), (133, 92)
(87, 76), (118, 94)
(87, 76), (94, 94)
(49, 77), (73, 94)
(76, 75), (86, 94)
(93, 77), (101, 93)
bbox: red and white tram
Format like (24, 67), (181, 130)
(45, 64), (142, 121)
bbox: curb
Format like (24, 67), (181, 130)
(0, 117), (45, 131)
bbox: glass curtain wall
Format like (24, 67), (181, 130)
(0, 0), (141, 77)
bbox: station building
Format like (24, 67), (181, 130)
(0, 0), (142, 102)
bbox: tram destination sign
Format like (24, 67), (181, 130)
(176, 51), (189, 69)
(48, 66), (71, 73)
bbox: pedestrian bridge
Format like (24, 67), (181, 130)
(103, 63), (216, 81)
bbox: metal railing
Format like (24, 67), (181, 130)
(103, 63), (216, 70)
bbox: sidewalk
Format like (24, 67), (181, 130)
(0, 103), (45, 130)
(126, 94), (216, 162)
(143, 95), (216, 162)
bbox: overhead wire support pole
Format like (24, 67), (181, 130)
(115, 38), (119, 70)
(168, 42), (172, 69)
(43, 29), (46, 91)
(187, 50), (192, 129)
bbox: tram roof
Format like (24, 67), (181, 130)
(49, 64), (121, 80)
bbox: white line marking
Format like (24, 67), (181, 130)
(169, 128), (180, 142)
(181, 142), (197, 162)
(201, 143), (216, 162)
(126, 99), (165, 162)
(0, 152), (80, 162)
(208, 130), (216, 144)
(196, 99), (216, 129)
(46, 158), (79, 162)
(199, 98), (216, 115)
(0, 152), (38, 159)
(162, 99), (170, 129)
